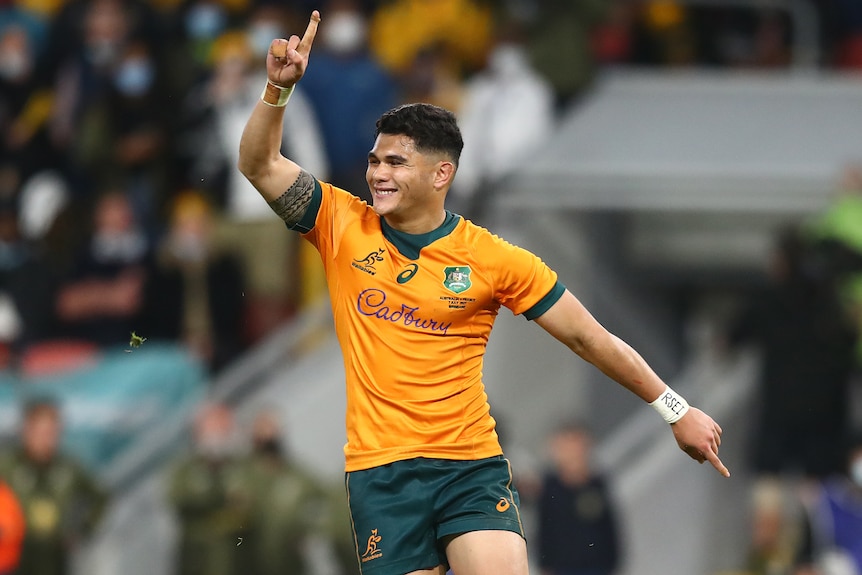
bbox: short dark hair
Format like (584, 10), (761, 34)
(375, 103), (464, 167)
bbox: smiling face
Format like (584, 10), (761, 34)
(366, 133), (454, 233)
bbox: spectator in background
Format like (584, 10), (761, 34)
(630, 0), (699, 67)
(0, 479), (25, 575)
(237, 409), (332, 575)
(73, 37), (170, 231)
(174, 20), (327, 336)
(536, 421), (622, 575)
(0, 188), (55, 366)
(807, 163), (862, 366)
(522, 0), (609, 110)
(744, 479), (817, 575)
(452, 10), (554, 220)
(0, 16), (53, 182)
(168, 402), (250, 575)
(144, 190), (246, 374)
(807, 432), (862, 575)
(728, 227), (858, 481)
(368, 0), (493, 79)
(40, 0), (161, 193)
(590, 0), (637, 67)
(54, 189), (151, 349)
(167, 0), (231, 96)
(174, 21), (327, 216)
(0, 398), (108, 575)
(818, 0), (862, 69)
(300, 0), (400, 200)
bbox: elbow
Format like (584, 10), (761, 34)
(570, 334), (592, 361)
(236, 155), (260, 184)
(236, 144), (270, 185)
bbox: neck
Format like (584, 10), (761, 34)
(383, 208), (447, 235)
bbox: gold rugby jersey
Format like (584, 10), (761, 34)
(291, 179), (564, 471)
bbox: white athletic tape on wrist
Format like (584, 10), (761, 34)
(650, 385), (690, 424)
(261, 81), (294, 107)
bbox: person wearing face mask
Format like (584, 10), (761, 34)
(54, 189), (152, 348)
(143, 190), (246, 374)
(231, 409), (335, 575)
(451, 12), (554, 221)
(0, 21), (57, 182)
(75, 40), (168, 232)
(299, 0), (399, 201)
(168, 402), (253, 575)
(807, 434), (862, 575)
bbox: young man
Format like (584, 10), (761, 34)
(238, 11), (729, 575)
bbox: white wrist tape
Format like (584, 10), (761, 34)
(650, 385), (690, 424)
(261, 81), (294, 107)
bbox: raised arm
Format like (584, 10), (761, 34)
(534, 289), (730, 478)
(238, 11), (320, 209)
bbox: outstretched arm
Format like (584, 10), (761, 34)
(534, 289), (730, 478)
(238, 11), (320, 208)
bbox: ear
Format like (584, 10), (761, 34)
(433, 161), (456, 191)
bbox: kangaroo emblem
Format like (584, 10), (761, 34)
(354, 249), (385, 267)
(362, 529), (382, 557)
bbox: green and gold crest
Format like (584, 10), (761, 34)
(443, 266), (472, 294)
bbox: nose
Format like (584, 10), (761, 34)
(369, 162), (390, 183)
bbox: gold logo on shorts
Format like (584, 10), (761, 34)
(496, 497), (511, 512)
(361, 528), (383, 562)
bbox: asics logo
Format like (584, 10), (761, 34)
(397, 263), (418, 284)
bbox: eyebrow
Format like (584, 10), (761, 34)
(368, 151), (409, 163)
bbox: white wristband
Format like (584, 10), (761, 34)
(261, 81), (294, 107)
(649, 385), (690, 424)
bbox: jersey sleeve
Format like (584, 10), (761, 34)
(484, 233), (564, 318)
(291, 179), (368, 260)
(286, 176), (324, 234)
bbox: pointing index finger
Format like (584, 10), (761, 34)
(298, 10), (321, 55)
(706, 450), (731, 478)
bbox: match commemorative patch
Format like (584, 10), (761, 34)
(443, 266), (472, 294)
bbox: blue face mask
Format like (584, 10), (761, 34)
(248, 22), (283, 58)
(114, 58), (155, 96)
(185, 3), (226, 40)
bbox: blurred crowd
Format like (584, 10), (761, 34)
(0, 396), (363, 575)
(167, 402), (358, 575)
(719, 165), (862, 575)
(1, 0), (862, 574)
(1, 0), (862, 376)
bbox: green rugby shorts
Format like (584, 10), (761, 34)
(345, 455), (525, 575)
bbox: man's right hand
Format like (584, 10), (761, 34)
(267, 10), (321, 88)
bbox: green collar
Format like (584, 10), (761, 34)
(380, 211), (461, 260)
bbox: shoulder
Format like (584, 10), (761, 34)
(457, 219), (520, 254)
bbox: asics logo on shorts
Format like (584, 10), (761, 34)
(496, 497), (511, 512)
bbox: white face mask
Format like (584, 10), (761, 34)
(851, 457), (862, 488)
(169, 232), (207, 263)
(320, 11), (366, 55)
(0, 48), (30, 81)
(488, 44), (527, 77)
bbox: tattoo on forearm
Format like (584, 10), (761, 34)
(268, 170), (314, 227)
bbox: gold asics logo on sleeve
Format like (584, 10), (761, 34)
(496, 497), (511, 512)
